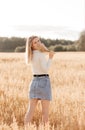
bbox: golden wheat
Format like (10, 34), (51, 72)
(0, 52), (85, 130)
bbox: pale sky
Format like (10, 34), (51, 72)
(0, 0), (85, 40)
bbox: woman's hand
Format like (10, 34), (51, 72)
(49, 51), (55, 59)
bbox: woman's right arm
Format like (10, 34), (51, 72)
(39, 51), (55, 72)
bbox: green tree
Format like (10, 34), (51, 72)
(15, 46), (25, 52)
(77, 30), (85, 51)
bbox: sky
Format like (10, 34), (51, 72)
(0, 0), (85, 40)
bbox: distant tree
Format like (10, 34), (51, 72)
(77, 30), (85, 51)
(15, 46), (25, 52)
(54, 45), (66, 51)
(66, 45), (77, 51)
(0, 37), (26, 52)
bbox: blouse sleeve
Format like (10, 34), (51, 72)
(39, 52), (52, 72)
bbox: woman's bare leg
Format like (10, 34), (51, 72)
(24, 99), (38, 129)
(41, 100), (50, 125)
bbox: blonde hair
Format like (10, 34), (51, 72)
(25, 36), (49, 64)
(25, 36), (37, 64)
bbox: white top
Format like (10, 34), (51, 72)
(31, 50), (52, 74)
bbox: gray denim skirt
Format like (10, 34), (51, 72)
(28, 76), (52, 100)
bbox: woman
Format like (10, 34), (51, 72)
(24, 36), (54, 129)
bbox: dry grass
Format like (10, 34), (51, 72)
(0, 52), (85, 130)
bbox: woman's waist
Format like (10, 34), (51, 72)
(33, 74), (49, 77)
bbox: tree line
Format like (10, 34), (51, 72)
(0, 31), (85, 52)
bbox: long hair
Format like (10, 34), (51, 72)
(25, 36), (37, 64)
(25, 36), (49, 64)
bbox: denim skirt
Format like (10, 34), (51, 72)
(28, 76), (52, 100)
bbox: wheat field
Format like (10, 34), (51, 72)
(0, 52), (85, 130)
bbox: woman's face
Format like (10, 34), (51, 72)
(32, 37), (41, 50)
